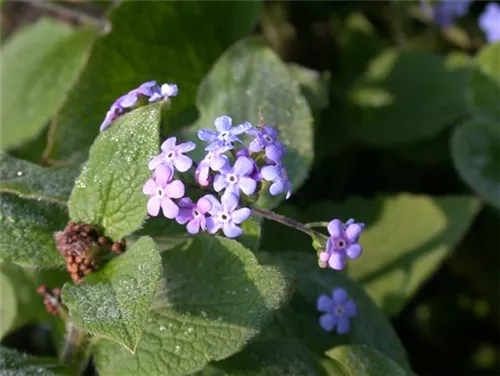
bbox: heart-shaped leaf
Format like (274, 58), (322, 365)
(325, 345), (408, 376)
(183, 37), (314, 208)
(1, 18), (96, 150)
(0, 194), (66, 268)
(0, 152), (78, 205)
(452, 119), (500, 209)
(350, 49), (470, 146)
(68, 104), (161, 240)
(62, 236), (162, 352)
(44, 1), (261, 162)
(93, 235), (289, 376)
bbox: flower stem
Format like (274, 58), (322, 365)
(59, 322), (85, 365)
(305, 221), (330, 229)
(251, 207), (327, 241)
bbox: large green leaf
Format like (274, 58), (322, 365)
(262, 252), (410, 370)
(183, 37), (313, 208)
(1, 18), (96, 150)
(93, 235), (289, 376)
(0, 346), (69, 376)
(325, 345), (407, 376)
(44, 1), (261, 161)
(452, 119), (500, 209)
(68, 104), (161, 240)
(62, 236), (162, 352)
(0, 152), (78, 204)
(0, 194), (66, 268)
(288, 63), (329, 111)
(350, 49), (470, 146)
(201, 340), (328, 376)
(470, 42), (500, 119)
(261, 194), (480, 315)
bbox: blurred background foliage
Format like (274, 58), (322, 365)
(0, 1), (499, 375)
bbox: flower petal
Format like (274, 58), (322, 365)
(238, 176), (257, 195)
(198, 129), (217, 142)
(328, 252), (346, 270)
(327, 219), (343, 237)
(155, 165), (173, 187)
(147, 196), (161, 216)
(232, 208), (251, 224)
(221, 192), (239, 212)
(248, 138), (264, 152)
(222, 223), (242, 238)
(233, 157), (254, 176)
(265, 144), (283, 164)
(186, 219), (201, 234)
(345, 223), (363, 242)
(211, 154), (229, 171)
(344, 300), (357, 317)
(345, 244), (362, 260)
(173, 154), (193, 172)
(317, 294), (333, 312)
(231, 121), (252, 135)
(332, 288), (348, 303)
(161, 198), (179, 219)
(336, 316), (350, 335)
(319, 314), (337, 332)
(148, 154), (164, 170)
(142, 179), (158, 195)
(161, 137), (177, 152)
(213, 174), (227, 192)
(197, 196), (212, 214)
(206, 217), (221, 233)
(261, 165), (280, 181)
(214, 115), (232, 132)
(319, 251), (330, 262)
(178, 141), (196, 153)
(175, 208), (192, 225)
(165, 180), (185, 199)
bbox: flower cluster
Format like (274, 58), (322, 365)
(143, 115), (292, 238)
(100, 81), (178, 131)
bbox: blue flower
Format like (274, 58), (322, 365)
(148, 137), (196, 173)
(247, 125), (285, 164)
(206, 193), (251, 238)
(319, 218), (364, 270)
(149, 83), (179, 103)
(479, 2), (500, 43)
(175, 195), (213, 234)
(198, 115), (252, 151)
(261, 164), (292, 199)
(317, 288), (357, 334)
(213, 156), (257, 199)
(424, 0), (472, 27)
(195, 146), (231, 187)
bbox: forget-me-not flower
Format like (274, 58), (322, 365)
(198, 115), (252, 151)
(142, 165), (185, 218)
(148, 137), (196, 172)
(317, 288), (357, 334)
(175, 195), (213, 234)
(206, 193), (251, 238)
(213, 156), (257, 198)
(479, 2), (500, 43)
(261, 164), (292, 199)
(319, 219), (364, 270)
(247, 125), (284, 164)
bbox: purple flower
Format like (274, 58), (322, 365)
(206, 193), (251, 238)
(317, 288), (357, 334)
(319, 219), (364, 271)
(195, 146), (231, 186)
(236, 148), (261, 181)
(175, 195), (213, 234)
(198, 115), (252, 151)
(479, 2), (500, 43)
(149, 83), (179, 103)
(425, 0), (472, 27)
(142, 165), (185, 219)
(247, 125), (284, 163)
(148, 137), (196, 172)
(213, 156), (257, 198)
(261, 164), (292, 199)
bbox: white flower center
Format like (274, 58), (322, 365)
(264, 134), (273, 144)
(227, 174), (238, 184)
(219, 211), (231, 223)
(334, 305), (344, 316)
(335, 238), (347, 249)
(156, 188), (164, 198)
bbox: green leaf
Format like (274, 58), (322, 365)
(68, 104), (161, 240)
(262, 252), (410, 370)
(0, 194), (66, 268)
(0, 152), (78, 204)
(0, 271), (16, 338)
(325, 345), (407, 376)
(470, 42), (500, 119)
(183, 37), (313, 208)
(44, 1), (261, 161)
(350, 48), (470, 146)
(93, 235), (289, 376)
(1, 18), (96, 150)
(239, 216), (262, 253)
(262, 194), (480, 315)
(202, 340), (327, 376)
(452, 119), (500, 209)
(62, 236), (161, 352)
(0, 346), (69, 376)
(288, 63), (330, 110)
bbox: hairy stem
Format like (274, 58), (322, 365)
(59, 322), (85, 365)
(251, 207), (327, 241)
